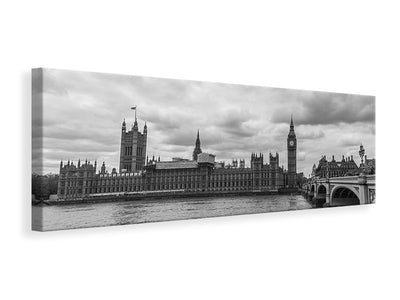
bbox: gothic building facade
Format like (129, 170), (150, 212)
(312, 155), (359, 178)
(57, 115), (297, 200)
(119, 117), (147, 173)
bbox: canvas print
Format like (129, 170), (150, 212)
(31, 68), (376, 231)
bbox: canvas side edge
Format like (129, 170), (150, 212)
(31, 68), (44, 232)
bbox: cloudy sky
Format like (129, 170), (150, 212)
(32, 68), (375, 176)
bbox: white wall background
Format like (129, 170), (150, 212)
(1, 1), (399, 299)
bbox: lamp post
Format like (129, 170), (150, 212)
(358, 144), (367, 185)
(359, 144), (365, 175)
(358, 144), (370, 203)
(327, 162), (330, 179)
(325, 159), (331, 207)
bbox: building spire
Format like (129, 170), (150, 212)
(196, 129), (201, 147)
(192, 129), (202, 161)
(122, 118), (126, 132)
(288, 114), (296, 137)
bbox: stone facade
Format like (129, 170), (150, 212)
(58, 155), (285, 200)
(119, 118), (147, 173)
(57, 160), (98, 198)
(314, 155), (359, 178)
(57, 116), (294, 200)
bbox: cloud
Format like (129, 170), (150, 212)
(298, 152), (306, 162)
(162, 130), (199, 147)
(296, 126), (325, 140)
(33, 69), (375, 176)
(339, 134), (364, 147)
(216, 109), (256, 138)
(272, 92), (375, 125)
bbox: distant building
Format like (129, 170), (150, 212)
(58, 160), (98, 198)
(314, 155), (359, 178)
(57, 114), (298, 200)
(239, 159), (245, 168)
(364, 155), (375, 175)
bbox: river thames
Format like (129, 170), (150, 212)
(32, 194), (313, 231)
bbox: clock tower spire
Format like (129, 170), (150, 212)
(287, 114), (297, 188)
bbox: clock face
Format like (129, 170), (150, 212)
(289, 140), (294, 146)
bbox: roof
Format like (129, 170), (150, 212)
(197, 152), (215, 164)
(155, 161), (198, 170)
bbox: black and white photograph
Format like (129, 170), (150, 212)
(4, 1), (400, 299)
(32, 68), (375, 231)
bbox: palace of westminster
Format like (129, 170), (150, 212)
(57, 113), (302, 199)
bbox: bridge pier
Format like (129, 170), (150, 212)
(325, 184), (331, 207)
(307, 192), (314, 202)
(315, 196), (325, 208)
(358, 174), (369, 205)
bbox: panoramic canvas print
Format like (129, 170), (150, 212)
(32, 68), (376, 231)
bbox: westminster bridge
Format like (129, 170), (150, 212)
(302, 174), (375, 207)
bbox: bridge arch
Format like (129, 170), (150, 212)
(315, 184), (328, 207)
(310, 184), (315, 197)
(317, 184), (327, 196)
(330, 185), (360, 206)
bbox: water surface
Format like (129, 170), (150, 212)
(32, 194), (313, 231)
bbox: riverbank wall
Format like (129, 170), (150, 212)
(33, 188), (301, 206)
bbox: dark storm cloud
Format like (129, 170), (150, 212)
(272, 92), (375, 125)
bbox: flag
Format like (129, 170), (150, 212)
(131, 106), (137, 110)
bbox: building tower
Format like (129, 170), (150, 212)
(239, 159), (245, 168)
(269, 152), (279, 187)
(119, 112), (147, 173)
(192, 130), (202, 161)
(251, 153), (263, 191)
(287, 115), (297, 188)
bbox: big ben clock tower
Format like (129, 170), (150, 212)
(287, 115), (297, 188)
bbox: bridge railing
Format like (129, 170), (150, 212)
(303, 175), (375, 189)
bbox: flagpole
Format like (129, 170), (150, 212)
(131, 106), (137, 122)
